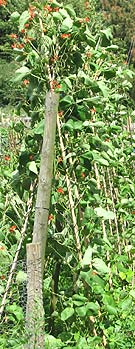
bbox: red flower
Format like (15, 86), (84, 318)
(53, 7), (59, 12)
(17, 43), (24, 49)
(61, 33), (71, 39)
(1, 275), (6, 280)
(81, 172), (85, 178)
(9, 33), (18, 39)
(84, 17), (90, 22)
(9, 225), (16, 232)
(50, 54), (59, 62)
(84, 1), (90, 8)
(90, 107), (96, 114)
(57, 157), (63, 163)
(24, 37), (33, 43)
(25, 23), (30, 28)
(0, 246), (5, 250)
(29, 5), (36, 19)
(21, 29), (25, 34)
(23, 79), (30, 86)
(4, 155), (10, 161)
(57, 187), (64, 194)
(58, 111), (64, 117)
(11, 43), (17, 49)
(48, 214), (54, 221)
(50, 80), (61, 90)
(44, 5), (53, 12)
(0, 0), (6, 5)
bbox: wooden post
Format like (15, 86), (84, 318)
(32, 92), (59, 273)
(25, 243), (45, 349)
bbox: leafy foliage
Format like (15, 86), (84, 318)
(0, 0), (135, 348)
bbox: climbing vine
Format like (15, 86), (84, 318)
(0, 1), (135, 348)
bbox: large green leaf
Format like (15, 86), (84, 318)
(29, 161), (38, 175)
(86, 302), (99, 314)
(61, 307), (74, 321)
(92, 258), (109, 274)
(94, 207), (115, 220)
(82, 246), (93, 267)
(19, 11), (30, 31)
(13, 66), (30, 82)
(97, 81), (109, 98)
(61, 17), (73, 32)
(76, 305), (87, 317)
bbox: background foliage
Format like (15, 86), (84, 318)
(0, 1), (135, 348)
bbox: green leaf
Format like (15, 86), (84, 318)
(61, 307), (74, 321)
(19, 11), (30, 31)
(94, 207), (115, 220)
(61, 95), (74, 105)
(16, 271), (27, 284)
(97, 81), (109, 98)
(10, 11), (20, 22)
(29, 161), (38, 175)
(100, 28), (113, 40)
(86, 302), (99, 314)
(13, 66), (30, 82)
(61, 17), (73, 32)
(76, 305), (87, 317)
(82, 246), (93, 267)
(33, 119), (44, 134)
(105, 304), (117, 315)
(64, 5), (76, 18)
(129, 290), (135, 299)
(64, 77), (72, 90)
(92, 258), (109, 274)
(72, 294), (88, 302)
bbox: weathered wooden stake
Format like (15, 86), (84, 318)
(32, 92), (59, 273)
(25, 243), (44, 349)
(25, 92), (59, 348)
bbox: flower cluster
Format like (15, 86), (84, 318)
(9, 225), (16, 233)
(61, 33), (71, 39)
(0, 0), (6, 6)
(50, 80), (61, 90)
(44, 5), (59, 13)
(57, 187), (64, 194)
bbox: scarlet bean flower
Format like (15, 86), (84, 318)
(0, 0), (6, 5)
(44, 5), (52, 12)
(1, 275), (6, 280)
(23, 79), (30, 85)
(58, 111), (64, 117)
(9, 33), (18, 39)
(4, 155), (10, 161)
(57, 187), (64, 194)
(57, 157), (63, 163)
(9, 225), (17, 232)
(61, 33), (71, 39)
(50, 80), (61, 90)
(25, 23), (30, 28)
(48, 214), (54, 221)
(11, 43), (17, 49)
(0, 246), (5, 250)
(90, 107), (96, 114)
(17, 43), (24, 49)
(81, 172), (85, 178)
(84, 17), (90, 22)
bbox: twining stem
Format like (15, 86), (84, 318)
(57, 115), (82, 262)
